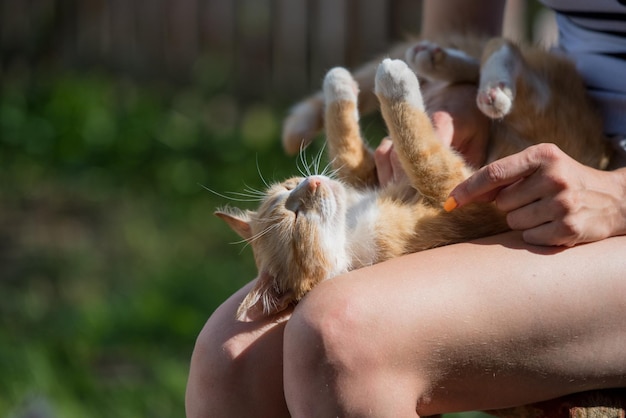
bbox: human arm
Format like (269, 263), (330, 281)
(447, 143), (626, 246)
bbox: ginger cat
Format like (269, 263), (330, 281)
(217, 38), (609, 320)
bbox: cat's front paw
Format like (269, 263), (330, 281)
(476, 82), (513, 119)
(375, 59), (424, 110)
(323, 67), (359, 104)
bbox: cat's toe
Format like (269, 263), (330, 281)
(323, 67), (359, 103)
(375, 59), (424, 110)
(477, 82), (513, 119)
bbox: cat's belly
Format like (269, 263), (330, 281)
(346, 199), (379, 269)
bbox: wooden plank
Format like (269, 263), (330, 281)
(1, 0), (31, 52)
(202, 0), (235, 50)
(310, 0), (348, 87)
(76, 0), (108, 64)
(352, 0), (389, 66)
(234, 0), (273, 99)
(389, 0), (421, 40)
(272, 0), (309, 98)
(133, 0), (166, 75)
(164, 0), (199, 76)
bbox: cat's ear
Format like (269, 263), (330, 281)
(215, 210), (253, 241)
(236, 271), (295, 321)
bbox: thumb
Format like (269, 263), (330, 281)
(431, 111), (454, 147)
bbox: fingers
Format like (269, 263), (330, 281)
(449, 144), (558, 207)
(445, 144), (614, 247)
(375, 138), (395, 185)
(521, 218), (581, 247)
(431, 111), (454, 147)
(375, 137), (407, 186)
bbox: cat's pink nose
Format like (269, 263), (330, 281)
(308, 177), (322, 191)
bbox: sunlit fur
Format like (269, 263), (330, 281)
(218, 37), (609, 320)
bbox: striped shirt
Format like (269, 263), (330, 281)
(541, 0), (626, 156)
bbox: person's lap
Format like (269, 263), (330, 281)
(186, 231), (626, 417)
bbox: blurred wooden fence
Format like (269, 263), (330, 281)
(1, 0), (551, 101)
(1, 0), (424, 101)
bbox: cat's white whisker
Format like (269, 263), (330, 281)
(242, 183), (268, 197)
(296, 142), (308, 177)
(255, 155), (271, 189)
(240, 222), (283, 248)
(324, 161), (345, 180)
(313, 141), (328, 175)
(320, 157), (341, 179)
(200, 184), (264, 202)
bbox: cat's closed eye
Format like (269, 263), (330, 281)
(283, 178), (302, 191)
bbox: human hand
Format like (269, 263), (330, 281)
(374, 137), (406, 185)
(447, 143), (626, 246)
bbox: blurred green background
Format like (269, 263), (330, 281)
(0, 0), (550, 416)
(0, 66), (296, 417)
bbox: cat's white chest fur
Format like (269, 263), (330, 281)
(344, 191), (379, 269)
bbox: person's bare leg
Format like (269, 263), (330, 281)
(284, 232), (626, 417)
(185, 280), (291, 418)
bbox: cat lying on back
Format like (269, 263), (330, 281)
(217, 37), (609, 320)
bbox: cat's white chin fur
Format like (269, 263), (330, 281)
(375, 59), (425, 111)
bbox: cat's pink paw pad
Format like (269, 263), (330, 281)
(477, 82), (513, 119)
(375, 59), (424, 110)
(323, 67), (359, 103)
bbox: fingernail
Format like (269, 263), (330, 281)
(443, 196), (458, 212)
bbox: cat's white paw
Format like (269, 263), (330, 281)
(477, 43), (518, 119)
(323, 67), (359, 103)
(476, 82), (513, 119)
(375, 59), (424, 110)
(405, 40), (446, 75)
(405, 41), (480, 83)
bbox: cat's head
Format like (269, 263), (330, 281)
(216, 175), (350, 320)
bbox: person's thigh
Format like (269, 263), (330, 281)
(186, 280), (291, 418)
(284, 232), (626, 416)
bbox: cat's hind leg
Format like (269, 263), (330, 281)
(375, 59), (471, 206)
(323, 67), (377, 188)
(476, 38), (541, 120)
(405, 40), (480, 83)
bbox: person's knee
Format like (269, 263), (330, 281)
(284, 280), (380, 381)
(283, 280), (434, 415)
